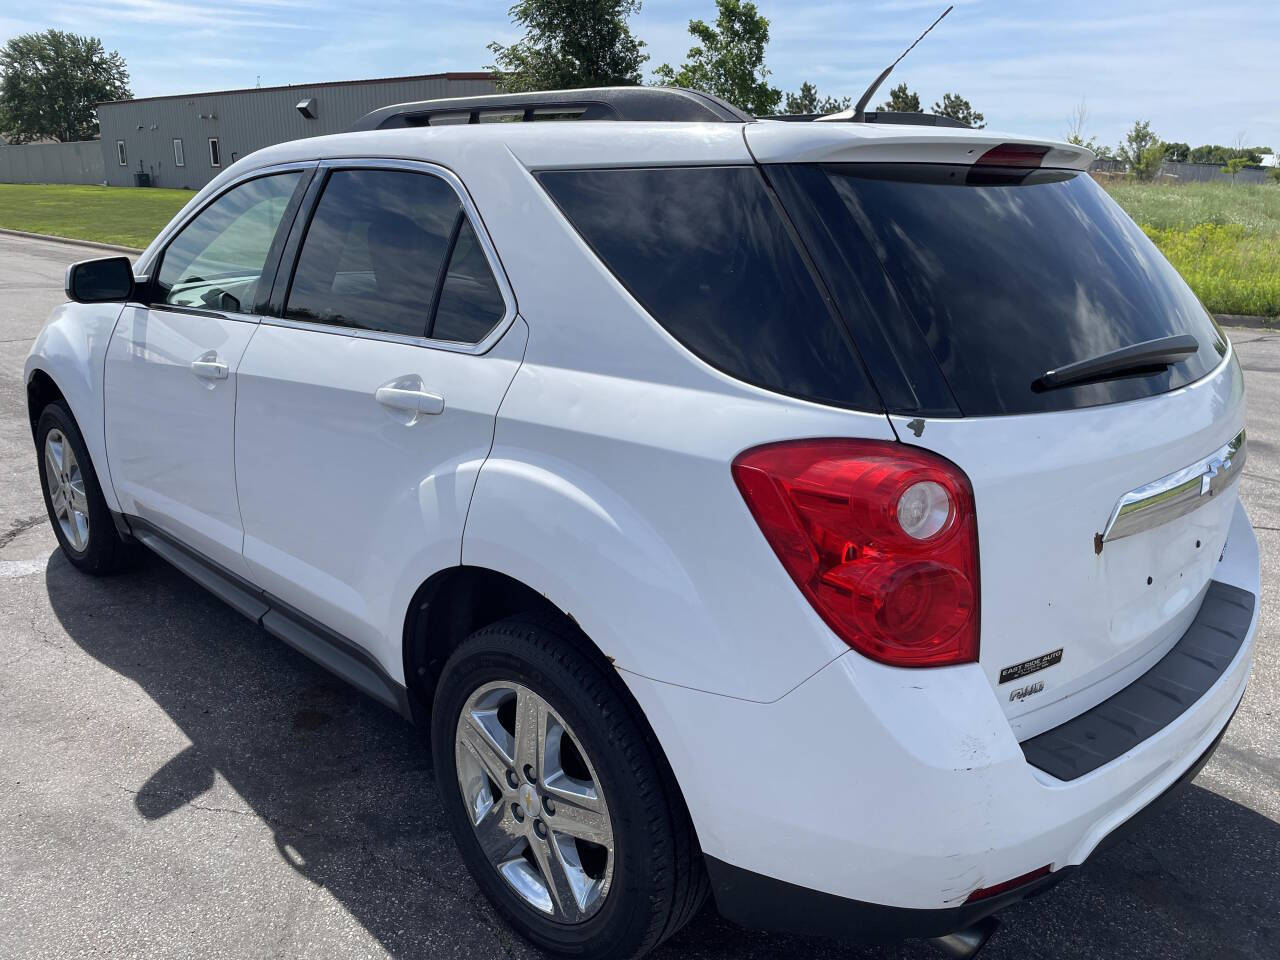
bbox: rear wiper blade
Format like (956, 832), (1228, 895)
(1035, 334), (1199, 391)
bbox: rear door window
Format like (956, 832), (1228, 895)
(432, 219), (507, 343)
(285, 169), (459, 337)
(781, 163), (1226, 416)
(537, 166), (879, 411)
(284, 168), (507, 344)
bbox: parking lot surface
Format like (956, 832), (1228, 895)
(1, 231), (1277, 959)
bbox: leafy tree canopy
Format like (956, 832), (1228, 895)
(1117, 120), (1164, 180)
(782, 80), (850, 115)
(488, 0), (647, 92)
(933, 92), (984, 128)
(0, 30), (130, 143)
(653, 0), (780, 116)
(877, 82), (921, 113)
(1187, 143), (1268, 165)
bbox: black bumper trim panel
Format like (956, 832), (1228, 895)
(1021, 579), (1254, 781)
(705, 709), (1235, 943)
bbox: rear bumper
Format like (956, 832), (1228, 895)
(704, 704), (1235, 942)
(620, 498), (1259, 930)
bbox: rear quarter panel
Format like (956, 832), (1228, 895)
(457, 139), (898, 702)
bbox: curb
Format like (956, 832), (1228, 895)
(0, 227), (143, 255)
(1216, 314), (1277, 330)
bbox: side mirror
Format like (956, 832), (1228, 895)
(65, 257), (135, 303)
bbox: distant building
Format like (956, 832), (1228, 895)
(96, 72), (496, 190)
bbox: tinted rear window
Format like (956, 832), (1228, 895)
(783, 164), (1225, 417)
(538, 166), (879, 411)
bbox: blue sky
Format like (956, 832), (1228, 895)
(2, 0), (1276, 149)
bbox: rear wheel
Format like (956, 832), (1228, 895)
(432, 614), (707, 959)
(35, 401), (130, 574)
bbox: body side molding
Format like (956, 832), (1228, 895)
(121, 515), (412, 718)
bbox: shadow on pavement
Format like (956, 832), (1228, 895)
(47, 549), (1280, 960)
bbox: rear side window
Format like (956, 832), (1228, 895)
(432, 219), (506, 343)
(537, 166), (878, 411)
(784, 163), (1226, 416)
(285, 169), (507, 343)
(286, 169), (459, 337)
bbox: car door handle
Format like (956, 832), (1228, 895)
(375, 385), (445, 416)
(191, 358), (229, 380)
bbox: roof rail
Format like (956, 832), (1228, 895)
(350, 86), (752, 131)
(801, 110), (970, 128)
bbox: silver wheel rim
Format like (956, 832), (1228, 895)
(44, 428), (90, 552)
(455, 681), (615, 923)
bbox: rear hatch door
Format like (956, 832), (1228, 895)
(756, 125), (1246, 735)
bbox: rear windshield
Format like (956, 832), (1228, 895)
(537, 166), (879, 411)
(778, 164), (1226, 417)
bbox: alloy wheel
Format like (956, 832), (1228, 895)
(455, 681), (615, 923)
(44, 428), (89, 552)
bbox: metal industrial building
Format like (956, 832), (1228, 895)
(96, 72), (496, 190)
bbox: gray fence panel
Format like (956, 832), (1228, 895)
(1089, 156), (1271, 185)
(0, 140), (106, 185)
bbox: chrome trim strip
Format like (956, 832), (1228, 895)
(1102, 429), (1246, 543)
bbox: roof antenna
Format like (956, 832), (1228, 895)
(848, 5), (953, 122)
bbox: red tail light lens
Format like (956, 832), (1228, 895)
(975, 143), (1050, 167)
(732, 439), (979, 667)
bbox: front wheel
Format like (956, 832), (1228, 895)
(432, 614), (707, 959)
(35, 401), (131, 574)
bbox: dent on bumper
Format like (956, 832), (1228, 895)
(621, 500), (1260, 914)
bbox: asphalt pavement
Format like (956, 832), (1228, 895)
(1, 231), (1277, 959)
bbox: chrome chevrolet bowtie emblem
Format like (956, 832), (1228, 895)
(1201, 457), (1224, 496)
(1100, 429), (1246, 548)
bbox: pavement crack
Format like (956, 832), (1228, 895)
(0, 515), (45, 550)
(113, 784), (256, 819)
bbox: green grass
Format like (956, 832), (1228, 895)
(1104, 181), (1280, 318)
(0, 183), (195, 249)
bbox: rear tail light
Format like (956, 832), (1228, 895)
(732, 439), (979, 667)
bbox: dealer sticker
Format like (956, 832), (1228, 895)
(998, 648), (1063, 685)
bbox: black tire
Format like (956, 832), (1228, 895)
(432, 613), (708, 959)
(35, 400), (131, 575)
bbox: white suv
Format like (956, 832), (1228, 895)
(25, 88), (1259, 959)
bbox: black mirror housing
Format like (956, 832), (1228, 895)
(65, 257), (135, 303)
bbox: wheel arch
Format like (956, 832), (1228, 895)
(402, 562), (707, 862)
(26, 367), (68, 440)
(401, 564), (573, 721)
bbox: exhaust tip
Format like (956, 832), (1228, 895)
(930, 916), (1001, 959)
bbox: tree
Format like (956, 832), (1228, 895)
(487, 0), (647, 93)
(1065, 98), (1107, 154)
(1117, 119), (1163, 180)
(932, 92), (984, 128)
(783, 81), (850, 115)
(1269, 166), (1280, 185)
(0, 30), (130, 143)
(1221, 155), (1249, 184)
(1162, 141), (1191, 162)
(877, 82), (921, 113)
(653, 0), (781, 116)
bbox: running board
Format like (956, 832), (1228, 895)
(123, 515), (412, 719)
